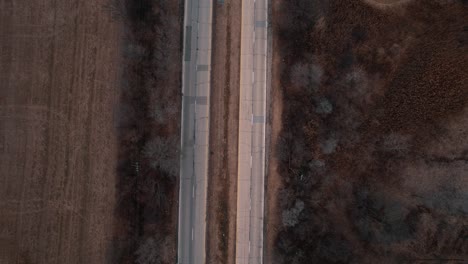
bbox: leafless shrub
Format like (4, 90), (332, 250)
(343, 68), (372, 100)
(150, 102), (178, 124)
(314, 97), (333, 114)
(320, 135), (338, 155)
(135, 237), (162, 264)
(290, 62), (323, 90)
(277, 131), (308, 170)
(381, 133), (411, 154)
(282, 199), (305, 227)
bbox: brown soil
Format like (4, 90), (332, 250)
(0, 1), (121, 263)
(206, 1), (242, 264)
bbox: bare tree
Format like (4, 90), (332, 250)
(320, 135), (338, 155)
(150, 102), (178, 124)
(315, 97), (333, 114)
(290, 62), (323, 90)
(282, 199), (305, 227)
(143, 136), (179, 177)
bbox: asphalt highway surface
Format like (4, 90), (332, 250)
(235, 0), (268, 263)
(178, 0), (213, 263)
(178, 0), (267, 263)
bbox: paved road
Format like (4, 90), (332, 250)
(178, 0), (213, 263)
(235, 0), (268, 263)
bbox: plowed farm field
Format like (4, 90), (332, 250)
(0, 1), (121, 263)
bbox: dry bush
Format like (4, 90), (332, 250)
(143, 136), (179, 177)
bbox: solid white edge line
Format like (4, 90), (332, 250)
(260, 0), (268, 263)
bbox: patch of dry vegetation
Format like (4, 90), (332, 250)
(272, 0), (468, 262)
(110, 0), (182, 263)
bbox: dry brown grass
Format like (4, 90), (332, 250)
(206, 1), (242, 263)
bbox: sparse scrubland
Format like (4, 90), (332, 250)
(270, 0), (468, 263)
(111, 0), (182, 263)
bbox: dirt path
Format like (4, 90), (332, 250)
(206, 1), (242, 263)
(364, 0), (413, 9)
(0, 1), (121, 263)
(263, 0), (284, 263)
